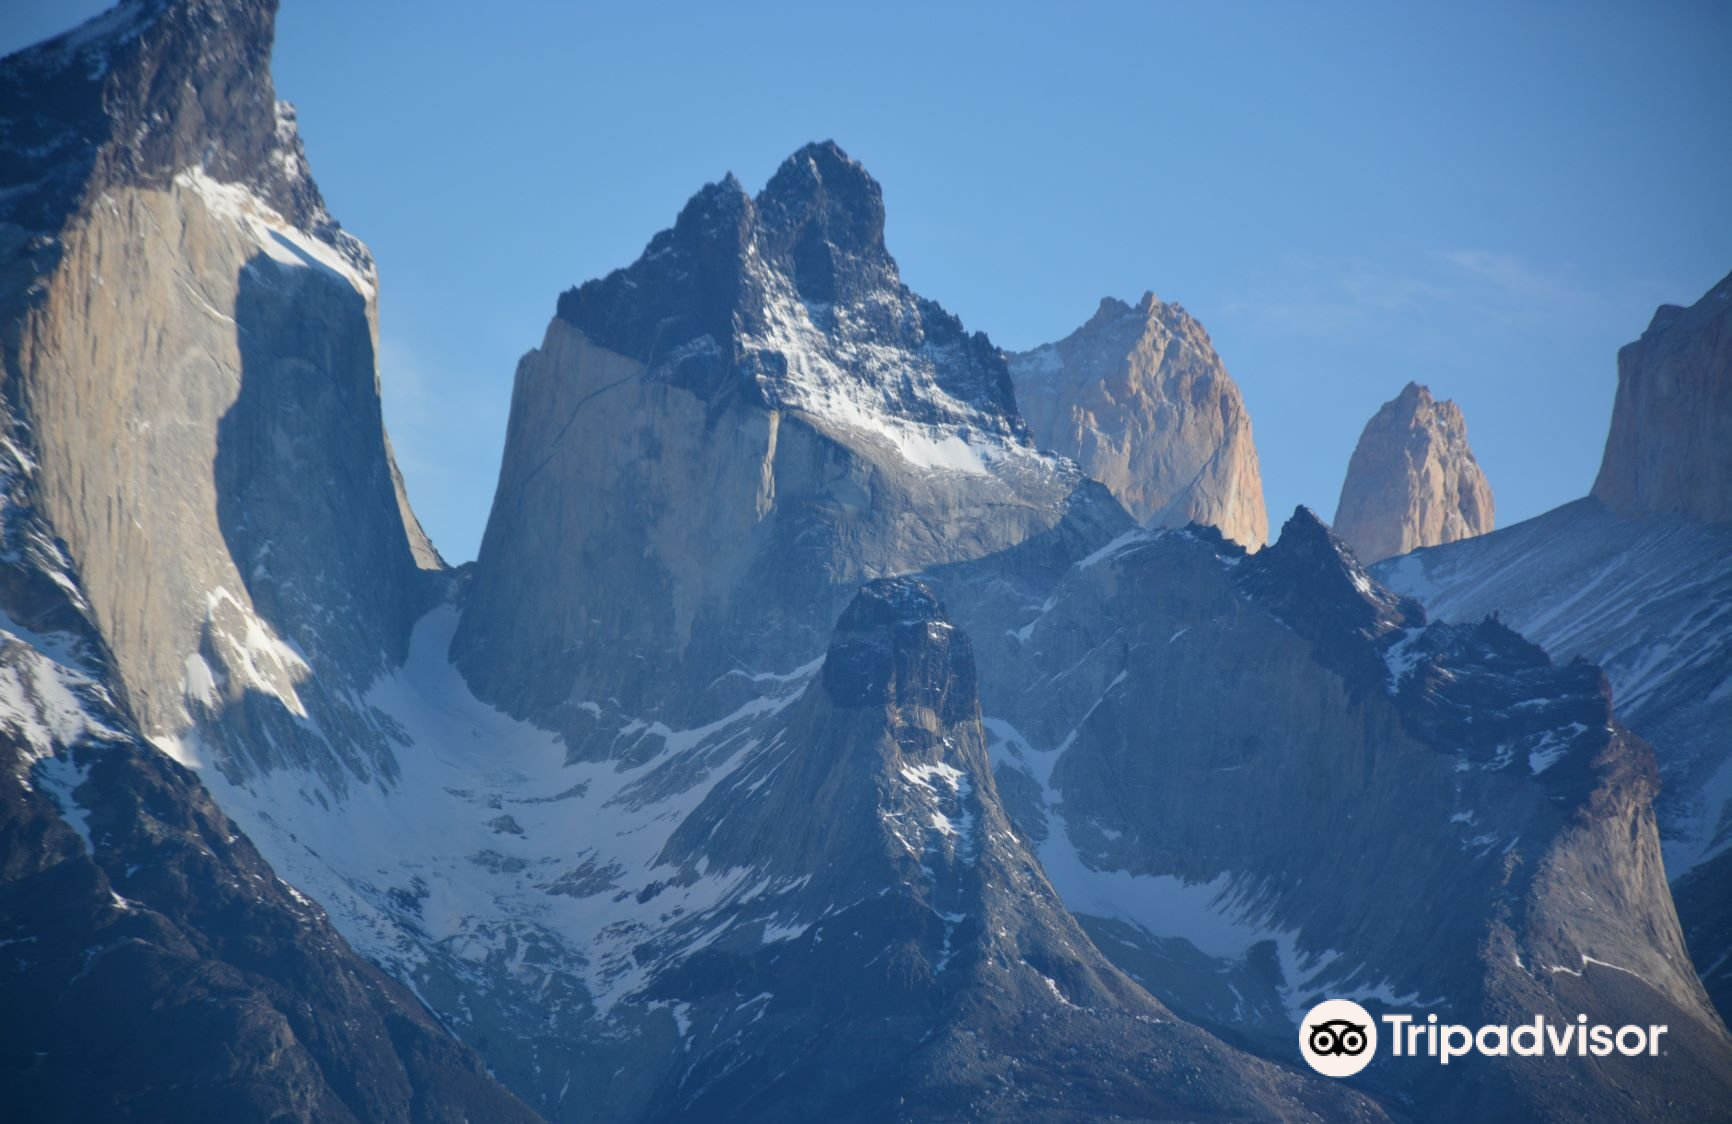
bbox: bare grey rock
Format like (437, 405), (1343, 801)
(617, 578), (1385, 1123)
(927, 508), (1732, 1122)
(1592, 270), (1732, 523)
(0, 634), (540, 1124)
(1378, 498), (1732, 1021)
(7, 5), (1725, 1121)
(1009, 294), (1269, 547)
(1333, 381), (1494, 563)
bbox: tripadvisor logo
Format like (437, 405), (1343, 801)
(1299, 999), (1669, 1078)
(1300, 999), (1378, 1077)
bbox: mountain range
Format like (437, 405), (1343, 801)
(2, 2), (1727, 1122)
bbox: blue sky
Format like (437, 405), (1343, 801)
(7, 1), (1729, 561)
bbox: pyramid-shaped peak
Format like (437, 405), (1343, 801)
(753, 140), (890, 303)
(759, 141), (882, 220)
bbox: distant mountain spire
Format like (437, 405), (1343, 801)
(1332, 381), (1494, 563)
(1008, 292), (1269, 547)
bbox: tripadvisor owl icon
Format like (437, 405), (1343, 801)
(1300, 999), (1377, 1077)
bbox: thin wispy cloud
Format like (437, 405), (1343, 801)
(1226, 250), (1673, 340)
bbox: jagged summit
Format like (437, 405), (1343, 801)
(454, 142), (1107, 747)
(1240, 505), (1422, 689)
(821, 578), (977, 717)
(1008, 290), (1269, 546)
(1332, 381), (1494, 564)
(553, 140), (1024, 438)
(755, 139), (892, 298)
(0, 3), (525, 1119)
(8, 6), (1730, 1123)
(1092, 291), (1200, 328)
(0, 0), (343, 242)
(1262, 503), (1376, 575)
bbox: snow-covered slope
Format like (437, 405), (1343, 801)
(0, 385), (533, 1123)
(0, 2), (526, 1117)
(8, 4), (1728, 1121)
(1379, 500), (1731, 875)
(0, 0), (440, 794)
(0, 619), (540, 1123)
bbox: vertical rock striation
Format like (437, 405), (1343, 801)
(1380, 269), (1732, 1020)
(0, 5), (533, 1119)
(927, 508), (1732, 1122)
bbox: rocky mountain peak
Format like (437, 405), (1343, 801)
(754, 139), (891, 302)
(458, 142), (1102, 753)
(1007, 292), (1268, 546)
(1332, 380), (1495, 564)
(553, 140), (1021, 429)
(821, 578), (978, 722)
(0, 0), (337, 239)
(1239, 506), (1420, 687)
(0, 0), (427, 775)
(1591, 269), (1732, 523)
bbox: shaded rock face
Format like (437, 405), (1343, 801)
(0, 741), (542, 1124)
(1009, 294), (1269, 547)
(1332, 382), (1494, 564)
(1378, 498), (1732, 1020)
(1592, 270), (1732, 523)
(614, 578), (1384, 1123)
(0, 0), (323, 236)
(211, 576), (1379, 1124)
(925, 508), (1732, 1122)
(453, 141), (1126, 757)
(0, 0), (440, 791)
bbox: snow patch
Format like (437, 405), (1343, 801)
(176, 168), (375, 300)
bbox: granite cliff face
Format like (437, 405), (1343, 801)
(1592, 270), (1732, 522)
(1332, 382), (1494, 564)
(0, 3), (526, 1118)
(0, 0), (440, 795)
(452, 142), (1126, 758)
(1009, 294), (1269, 547)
